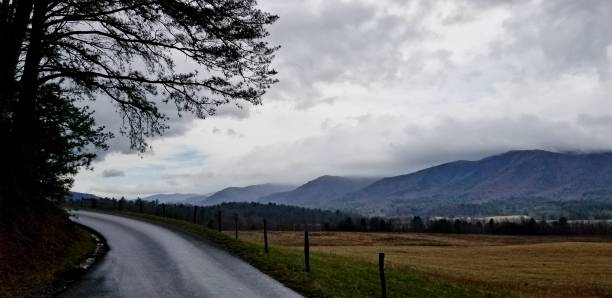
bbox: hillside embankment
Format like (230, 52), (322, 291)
(0, 202), (100, 297)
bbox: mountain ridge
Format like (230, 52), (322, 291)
(259, 175), (380, 209)
(142, 193), (200, 204)
(70, 150), (612, 218)
(342, 150), (612, 216)
(195, 183), (296, 206)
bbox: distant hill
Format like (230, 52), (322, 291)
(342, 150), (612, 216)
(67, 191), (100, 200)
(196, 184), (296, 206)
(142, 193), (200, 204)
(183, 194), (210, 205)
(259, 175), (379, 209)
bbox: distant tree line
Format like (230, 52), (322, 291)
(68, 198), (361, 231)
(68, 198), (612, 235)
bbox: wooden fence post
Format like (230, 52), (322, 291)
(217, 209), (222, 232)
(263, 219), (269, 254)
(234, 213), (239, 240)
(193, 206), (198, 224)
(304, 224), (310, 272)
(379, 252), (386, 298)
(162, 204), (166, 217)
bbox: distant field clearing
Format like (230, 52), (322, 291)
(228, 231), (612, 297)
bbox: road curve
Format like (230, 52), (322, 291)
(61, 211), (302, 298)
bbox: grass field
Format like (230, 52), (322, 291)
(118, 212), (488, 297)
(229, 230), (612, 297)
(104, 210), (612, 297)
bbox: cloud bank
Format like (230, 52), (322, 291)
(74, 0), (612, 197)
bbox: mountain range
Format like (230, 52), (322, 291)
(70, 150), (612, 217)
(142, 193), (200, 204)
(259, 175), (379, 209)
(195, 184), (295, 206)
(342, 150), (612, 216)
(67, 191), (100, 200)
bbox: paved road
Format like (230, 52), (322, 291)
(61, 211), (302, 298)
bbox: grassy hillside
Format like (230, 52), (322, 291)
(0, 206), (97, 297)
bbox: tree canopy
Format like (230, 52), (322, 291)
(0, 0), (279, 218)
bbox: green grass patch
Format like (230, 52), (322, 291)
(113, 211), (490, 297)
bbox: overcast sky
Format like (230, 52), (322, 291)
(73, 0), (612, 197)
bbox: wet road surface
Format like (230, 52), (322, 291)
(61, 211), (302, 298)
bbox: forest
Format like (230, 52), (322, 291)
(69, 197), (612, 235)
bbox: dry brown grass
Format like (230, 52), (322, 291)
(227, 230), (612, 297)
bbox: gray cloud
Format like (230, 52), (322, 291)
(86, 96), (196, 160)
(101, 169), (125, 178)
(390, 115), (612, 172)
(214, 114), (612, 186)
(211, 127), (242, 137)
(214, 103), (252, 119)
(577, 114), (612, 127)
(262, 0), (612, 108)
(262, 0), (431, 105)
(498, 0), (612, 79)
(295, 96), (337, 110)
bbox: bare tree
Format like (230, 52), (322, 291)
(0, 0), (278, 218)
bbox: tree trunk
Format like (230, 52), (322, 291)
(0, 0), (34, 102)
(0, 0), (35, 223)
(1, 0), (48, 222)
